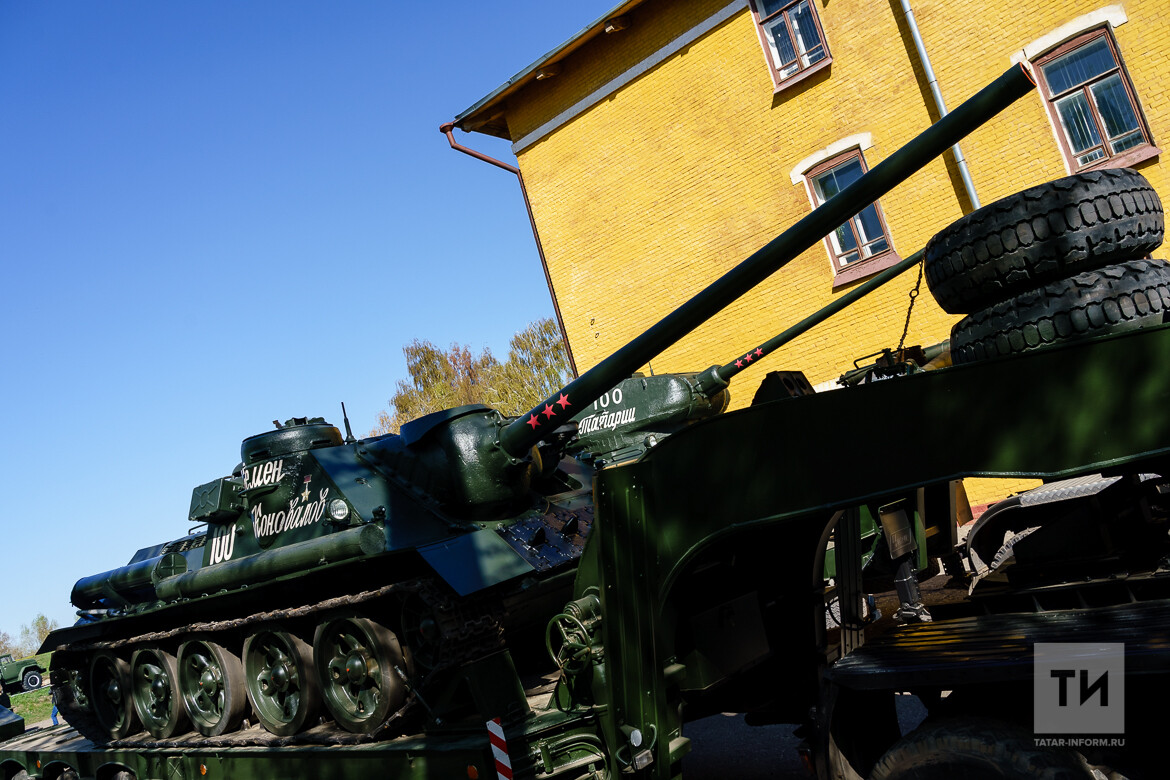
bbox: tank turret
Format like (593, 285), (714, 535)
(45, 64), (1035, 746)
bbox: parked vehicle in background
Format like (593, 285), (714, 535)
(0, 655), (45, 694)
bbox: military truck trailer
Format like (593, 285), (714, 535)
(4, 63), (1170, 779)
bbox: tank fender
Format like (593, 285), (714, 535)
(418, 528), (536, 596)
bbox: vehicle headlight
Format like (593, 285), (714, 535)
(328, 499), (350, 521)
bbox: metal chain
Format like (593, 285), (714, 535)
(896, 258), (925, 353)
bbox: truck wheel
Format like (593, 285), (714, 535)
(870, 719), (1093, 779)
(951, 258), (1170, 364)
(925, 168), (1163, 314)
(21, 670), (42, 691)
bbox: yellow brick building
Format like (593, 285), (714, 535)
(454, 0), (1168, 506)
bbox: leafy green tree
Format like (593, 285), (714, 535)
(371, 318), (571, 435)
(370, 340), (500, 435)
(488, 317), (574, 416)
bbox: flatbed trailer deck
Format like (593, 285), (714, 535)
(1, 682), (607, 780)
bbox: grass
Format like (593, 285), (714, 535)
(8, 687), (53, 726)
(4, 652), (55, 726)
(27, 652), (52, 673)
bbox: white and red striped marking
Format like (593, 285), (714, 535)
(486, 717), (513, 780)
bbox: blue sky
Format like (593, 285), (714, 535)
(0, 1), (619, 640)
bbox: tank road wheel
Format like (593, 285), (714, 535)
(243, 629), (320, 736)
(313, 616), (407, 733)
(129, 648), (189, 739)
(21, 670), (42, 691)
(925, 168), (1164, 314)
(177, 639), (247, 737)
(88, 652), (141, 740)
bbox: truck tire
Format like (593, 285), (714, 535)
(925, 168), (1164, 314)
(951, 258), (1170, 364)
(870, 719), (1093, 779)
(21, 670), (42, 691)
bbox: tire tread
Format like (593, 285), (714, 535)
(951, 258), (1170, 364)
(925, 169), (1164, 314)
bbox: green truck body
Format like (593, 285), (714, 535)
(0, 655), (45, 695)
(3, 64), (1169, 778)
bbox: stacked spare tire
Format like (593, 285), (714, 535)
(923, 168), (1168, 363)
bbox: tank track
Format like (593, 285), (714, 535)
(52, 578), (509, 747)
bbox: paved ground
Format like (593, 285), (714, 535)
(18, 700), (928, 778)
(683, 714), (808, 779)
(682, 695), (928, 779)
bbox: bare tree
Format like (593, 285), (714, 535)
(14, 614), (59, 657)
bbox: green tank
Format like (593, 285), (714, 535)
(44, 63), (1036, 750)
(49, 404), (692, 744)
(50, 390), (731, 745)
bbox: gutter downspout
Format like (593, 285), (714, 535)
(898, 0), (982, 211)
(439, 123), (579, 378)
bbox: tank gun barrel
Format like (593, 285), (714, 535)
(499, 64), (1034, 458)
(696, 250), (924, 395)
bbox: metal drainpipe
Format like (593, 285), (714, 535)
(439, 122), (579, 378)
(898, 0), (981, 211)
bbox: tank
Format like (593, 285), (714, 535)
(49, 405), (707, 744)
(44, 64), (1035, 746)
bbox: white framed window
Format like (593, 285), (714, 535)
(809, 153), (890, 265)
(804, 149), (901, 287)
(750, 0), (831, 91)
(1035, 28), (1158, 170)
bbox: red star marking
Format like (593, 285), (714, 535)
(526, 415), (540, 430)
(735, 359), (743, 368)
(744, 353), (753, 362)
(542, 404), (556, 419)
(755, 348), (763, 356)
(556, 394), (571, 409)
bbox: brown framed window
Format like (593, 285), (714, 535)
(1034, 28), (1158, 171)
(750, 0), (831, 91)
(806, 150), (898, 284)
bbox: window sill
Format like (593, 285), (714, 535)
(771, 57), (832, 96)
(832, 250), (904, 289)
(1078, 143), (1161, 172)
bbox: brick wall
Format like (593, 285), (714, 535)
(501, 0), (1169, 504)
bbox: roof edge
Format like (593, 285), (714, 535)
(453, 0), (647, 137)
